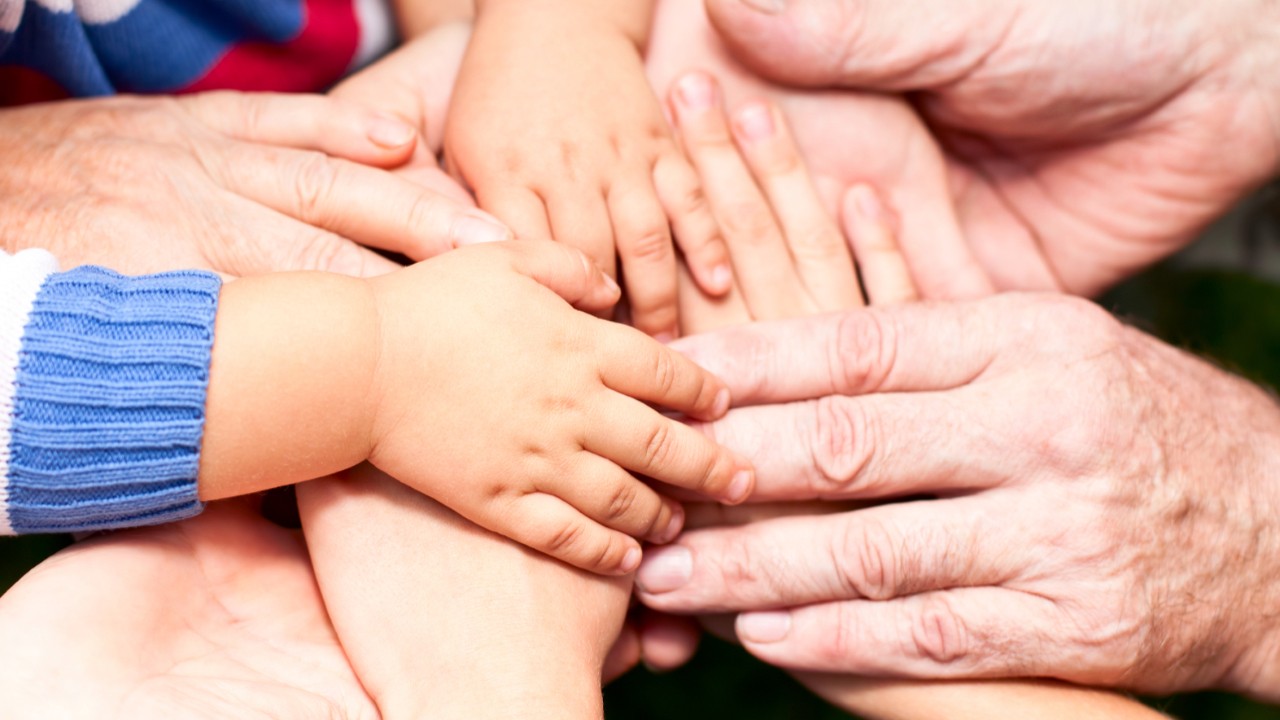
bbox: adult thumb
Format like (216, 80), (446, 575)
(704, 0), (1014, 92)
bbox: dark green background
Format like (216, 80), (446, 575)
(6, 205), (1280, 718)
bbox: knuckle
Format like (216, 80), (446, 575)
(909, 595), (970, 665)
(291, 152), (339, 218)
(832, 519), (899, 600)
(815, 602), (859, 664)
(832, 310), (897, 394)
(810, 397), (876, 496)
(790, 224), (848, 261)
(544, 520), (587, 556)
(405, 192), (447, 240)
(677, 183), (711, 219)
(650, 349), (679, 397)
(641, 421), (676, 472)
(623, 226), (674, 263)
(719, 203), (778, 245)
(603, 481), (640, 523)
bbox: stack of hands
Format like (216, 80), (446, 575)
(3, 0), (1280, 717)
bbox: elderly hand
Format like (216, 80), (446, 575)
(0, 500), (378, 719)
(637, 293), (1280, 700)
(704, 0), (1280, 296)
(0, 91), (507, 277)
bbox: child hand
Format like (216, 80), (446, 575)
(365, 241), (753, 574)
(444, 6), (732, 340)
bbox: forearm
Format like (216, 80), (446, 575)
(391, 0), (474, 38)
(197, 272), (378, 500)
(798, 676), (1167, 720)
(474, 0), (653, 48)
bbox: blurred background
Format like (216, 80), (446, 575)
(5, 185), (1280, 718)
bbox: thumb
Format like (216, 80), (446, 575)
(704, 0), (1013, 92)
(503, 241), (622, 313)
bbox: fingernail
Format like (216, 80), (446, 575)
(726, 469), (753, 503)
(660, 505), (685, 544)
(602, 272), (622, 296)
(851, 185), (886, 223)
(742, 0), (786, 13)
(621, 547), (643, 574)
(452, 215), (512, 246)
(654, 330), (677, 344)
(712, 388), (731, 417)
(710, 264), (733, 293)
(676, 73), (716, 112)
(738, 611), (791, 643)
(734, 102), (775, 142)
(635, 545), (693, 593)
(367, 115), (416, 149)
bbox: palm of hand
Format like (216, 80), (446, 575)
(0, 502), (377, 720)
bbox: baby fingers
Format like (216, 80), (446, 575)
(500, 493), (644, 576)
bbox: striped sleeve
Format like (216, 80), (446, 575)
(0, 252), (222, 535)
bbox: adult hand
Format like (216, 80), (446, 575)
(637, 294), (1280, 700)
(647, 0), (993, 300)
(703, 0), (1280, 295)
(0, 91), (507, 277)
(0, 500), (378, 719)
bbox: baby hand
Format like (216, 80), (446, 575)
(365, 242), (753, 574)
(445, 7), (732, 339)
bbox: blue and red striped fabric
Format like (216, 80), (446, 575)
(0, 0), (393, 105)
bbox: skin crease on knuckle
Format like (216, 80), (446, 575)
(810, 396), (877, 498)
(831, 310), (897, 395)
(831, 518), (901, 601)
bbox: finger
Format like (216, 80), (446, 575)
(636, 497), (1018, 612)
(500, 241), (622, 313)
(736, 588), (1061, 679)
(477, 186), (555, 243)
(180, 91), (417, 166)
(213, 142), (512, 259)
(669, 297), (1018, 404)
(545, 190), (617, 279)
(843, 185), (920, 305)
(501, 493), (642, 576)
(653, 152), (733, 297)
(637, 611), (702, 672)
(703, 0), (1010, 92)
(539, 454), (683, 544)
(603, 625), (642, 682)
(676, 259), (751, 336)
(609, 174), (680, 339)
(730, 99), (862, 310)
(585, 395), (752, 504)
(222, 193), (402, 277)
(696, 393), (1010, 501)
(596, 323), (731, 420)
(670, 72), (804, 320)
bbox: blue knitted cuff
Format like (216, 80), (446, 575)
(4, 266), (221, 533)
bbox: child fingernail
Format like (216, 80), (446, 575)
(661, 505), (685, 543)
(676, 73), (716, 111)
(452, 215), (512, 246)
(734, 102), (775, 142)
(852, 184), (886, 223)
(602, 272), (622, 296)
(710, 264), (732, 292)
(367, 115), (416, 148)
(654, 330), (677, 344)
(712, 388), (731, 417)
(621, 547), (643, 574)
(726, 469), (753, 503)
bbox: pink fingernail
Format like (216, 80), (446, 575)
(660, 505), (685, 544)
(453, 215), (512, 246)
(367, 115), (416, 149)
(602, 272), (622, 296)
(654, 330), (677, 344)
(712, 388), (731, 417)
(741, 0), (786, 13)
(734, 102), (775, 142)
(852, 185), (886, 223)
(726, 469), (753, 503)
(676, 73), (716, 111)
(710, 264), (732, 292)
(738, 611), (792, 643)
(621, 547), (643, 574)
(635, 546), (693, 593)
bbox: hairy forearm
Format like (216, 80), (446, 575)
(474, 0), (654, 48)
(197, 273), (378, 500)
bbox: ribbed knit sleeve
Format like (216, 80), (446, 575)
(1, 261), (222, 535)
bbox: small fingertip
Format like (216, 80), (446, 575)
(709, 263), (734, 294)
(850, 184), (886, 223)
(653, 329), (677, 345)
(711, 388), (732, 418)
(658, 503), (685, 544)
(620, 545), (644, 574)
(725, 468), (755, 505)
(674, 72), (718, 114)
(366, 113), (418, 150)
(452, 213), (513, 247)
(602, 271), (622, 298)
(733, 101), (776, 143)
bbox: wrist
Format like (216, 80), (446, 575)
(198, 272), (379, 499)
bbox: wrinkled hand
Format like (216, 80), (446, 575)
(704, 0), (1280, 295)
(0, 500), (378, 719)
(637, 293), (1280, 700)
(0, 92), (506, 277)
